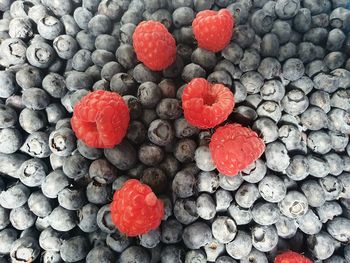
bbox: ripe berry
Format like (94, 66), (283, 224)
(181, 78), (234, 129)
(274, 251), (312, 263)
(209, 124), (265, 176)
(71, 90), (130, 149)
(133, 21), (176, 71)
(110, 179), (164, 236)
(192, 9), (234, 52)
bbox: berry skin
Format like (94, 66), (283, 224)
(71, 90), (130, 149)
(209, 124), (265, 176)
(133, 21), (176, 71)
(182, 78), (235, 129)
(274, 251), (312, 263)
(110, 179), (164, 237)
(192, 9), (234, 52)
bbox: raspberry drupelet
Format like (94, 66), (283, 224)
(71, 90), (130, 149)
(110, 179), (164, 236)
(181, 78), (235, 129)
(133, 20), (177, 71)
(274, 251), (312, 263)
(192, 9), (234, 52)
(209, 123), (265, 176)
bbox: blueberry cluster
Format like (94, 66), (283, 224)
(0, 0), (350, 262)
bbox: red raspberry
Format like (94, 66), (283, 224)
(133, 21), (176, 71)
(71, 90), (130, 149)
(192, 9), (234, 52)
(110, 179), (164, 236)
(209, 124), (265, 176)
(274, 251), (312, 263)
(181, 78), (234, 129)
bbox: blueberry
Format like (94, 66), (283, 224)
(1, 179), (27, 209)
(208, 70), (233, 87)
(96, 204), (116, 234)
(216, 255), (237, 263)
(297, 209), (322, 235)
(160, 245), (185, 263)
(86, 180), (111, 205)
(192, 48), (218, 70)
(307, 232), (335, 260)
(138, 229), (161, 249)
(10, 204), (36, 230)
(60, 236), (90, 262)
(159, 218), (183, 244)
(251, 225), (278, 252)
(41, 170), (69, 199)
(278, 42), (297, 62)
(86, 246), (115, 263)
(196, 193), (216, 220)
(222, 43), (243, 65)
(319, 176), (343, 201)
(76, 30), (95, 51)
(10, 237), (40, 263)
(306, 155), (330, 180)
(42, 73), (67, 99)
(279, 191), (308, 219)
(274, 215), (298, 238)
(173, 198), (199, 225)
(263, 59), (283, 80)
(116, 44), (137, 70)
(0, 228), (17, 255)
(156, 98), (182, 120)
(252, 202), (281, 226)
(75, 203), (99, 234)
(0, 71), (18, 99)
(252, 117), (278, 144)
(106, 230), (132, 253)
(27, 191), (52, 218)
(182, 63), (206, 82)
(234, 183), (260, 209)
(285, 155), (309, 181)
(104, 140), (137, 170)
(185, 250), (206, 263)
(241, 248), (268, 263)
(0, 39), (27, 68)
(239, 49), (261, 72)
(301, 180), (326, 208)
(261, 33), (280, 57)
(141, 167), (167, 194)
(0, 205), (9, 231)
(251, 9), (274, 35)
(48, 206), (77, 232)
(240, 71), (264, 95)
(26, 41), (55, 69)
(0, 127), (22, 154)
(119, 246), (150, 263)
(172, 169), (196, 198)
(95, 34), (118, 53)
(39, 227), (64, 252)
(225, 230), (252, 259)
(324, 255), (347, 263)
(36, 15), (64, 41)
(265, 141), (290, 172)
(182, 222), (212, 249)
(330, 6), (350, 30)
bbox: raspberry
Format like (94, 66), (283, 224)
(71, 90), (130, 149)
(274, 251), (312, 263)
(110, 179), (164, 236)
(209, 124), (265, 176)
(133, 21), (177, 71)
(182, 78), (234, 129)
(192, 9), (234, 52)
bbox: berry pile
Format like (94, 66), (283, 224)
(0, 0), (350, 262)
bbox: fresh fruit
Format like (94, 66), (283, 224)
(133, 21), (176, 71)
(71, 90), (130, 149)
(192, 9), (234, 52)
(181, 78), (235, 129)
(274, 251), (312, 263)
(110, 179), (164, 236)
(209, 124), (265, 176)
